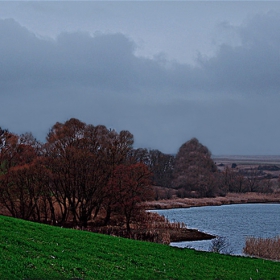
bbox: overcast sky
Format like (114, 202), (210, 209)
(1, 1), (280, 155)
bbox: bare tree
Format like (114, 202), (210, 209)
(209, 236), (232, 254)
(45, 118), (135, 227)
(106, 163), (153, 232)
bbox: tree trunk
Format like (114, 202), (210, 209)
(103, 206), (111, 226)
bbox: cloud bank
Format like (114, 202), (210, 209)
(1, 13), (280, 155)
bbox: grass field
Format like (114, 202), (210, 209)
(1, 215), (280, 280)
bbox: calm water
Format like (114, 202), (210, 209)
(152, 203), (280, 255)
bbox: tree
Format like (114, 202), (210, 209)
(243, 168), (260, 192)
(45, 118), (87, 225)
(0, 120), (158, 231)
(0, 134), (46, 221)
(127, 148), (150, 165)
(209, 236), (232, 254)
(259, 178), (273, 193)
(0, 127), (9, 153)
(0, 131), (21, 174)
(172, 138), (218, 197)
(147, 150), (174, 188)
(45, 118), (109, 227)
(128, 148), (175, 188)
(106, 163), (153, 232)
(219, 167), (246, 193)
(0, 160), (50, 221)
(45, 118), (135, 227)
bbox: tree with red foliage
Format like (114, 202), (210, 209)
(45, 118), (135, 227)
(45, 118), (97, 226)
(0, 131), (40, 173)
(0, 160), (50, 221)
(0, 131), (20, 174)
(107, 163), (153, 232)
(0, 120), (154, 230)
(0, 132), (46, 220)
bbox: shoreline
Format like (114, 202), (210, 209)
(144, 192), (280, 243)
(143, 192), (280, 210)
(168, 227), (215, 242)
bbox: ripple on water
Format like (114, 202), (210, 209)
(152, 203), (280, 255)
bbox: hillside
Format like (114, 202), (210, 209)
(1, 215), (280, 279)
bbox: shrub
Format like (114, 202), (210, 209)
(209, 236), (232, 254)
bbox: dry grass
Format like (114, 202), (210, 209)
(88, 212), (189, 244)
(143, 192), (280, 210)
(243, 236), (280, 261)
(86, 211), (214, 244)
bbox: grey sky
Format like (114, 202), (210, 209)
(1, 1), (280, 155)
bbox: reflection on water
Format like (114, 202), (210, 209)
(152, 203), (280, 255)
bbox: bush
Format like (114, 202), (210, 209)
(209, 236), (232, 254)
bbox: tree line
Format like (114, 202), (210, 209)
(0, 119), (156, 230)
(0, 118), (276, 231)
(168, 138), (276, 198)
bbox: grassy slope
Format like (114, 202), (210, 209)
(1, 215), (279, 280)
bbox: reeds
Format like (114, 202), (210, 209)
(243, 236), (280, 260)
(89, 212), (187, 245)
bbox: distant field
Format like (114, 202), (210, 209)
(213, 155), (280, 165)
(1, 215), (280, 279)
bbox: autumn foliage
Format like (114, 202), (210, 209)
(1, 120), (276, 237)
(106, 163), (153, 231)
(0, 119), (153, 232)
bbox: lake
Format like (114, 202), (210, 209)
(152, 203), (280, 255)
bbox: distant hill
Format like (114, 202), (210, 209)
(213, 155), (280, 165)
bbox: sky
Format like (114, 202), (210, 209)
(1, 1), (280, 155)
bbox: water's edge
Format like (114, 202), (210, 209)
(144, 192), (280, 210)
(152, 203), (280, 255)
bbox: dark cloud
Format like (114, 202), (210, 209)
(1, 14), (280, 155)
(198, 11), (280, 95)
(2, 15), (280, 97)
(0, 20), (137, 92)
(0, 19), (189, 97)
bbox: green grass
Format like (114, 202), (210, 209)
(1, 215), (279, 280)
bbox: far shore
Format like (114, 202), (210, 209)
(143, 192), (280, 210)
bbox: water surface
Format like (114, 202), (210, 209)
(152, 203), (280, 255)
